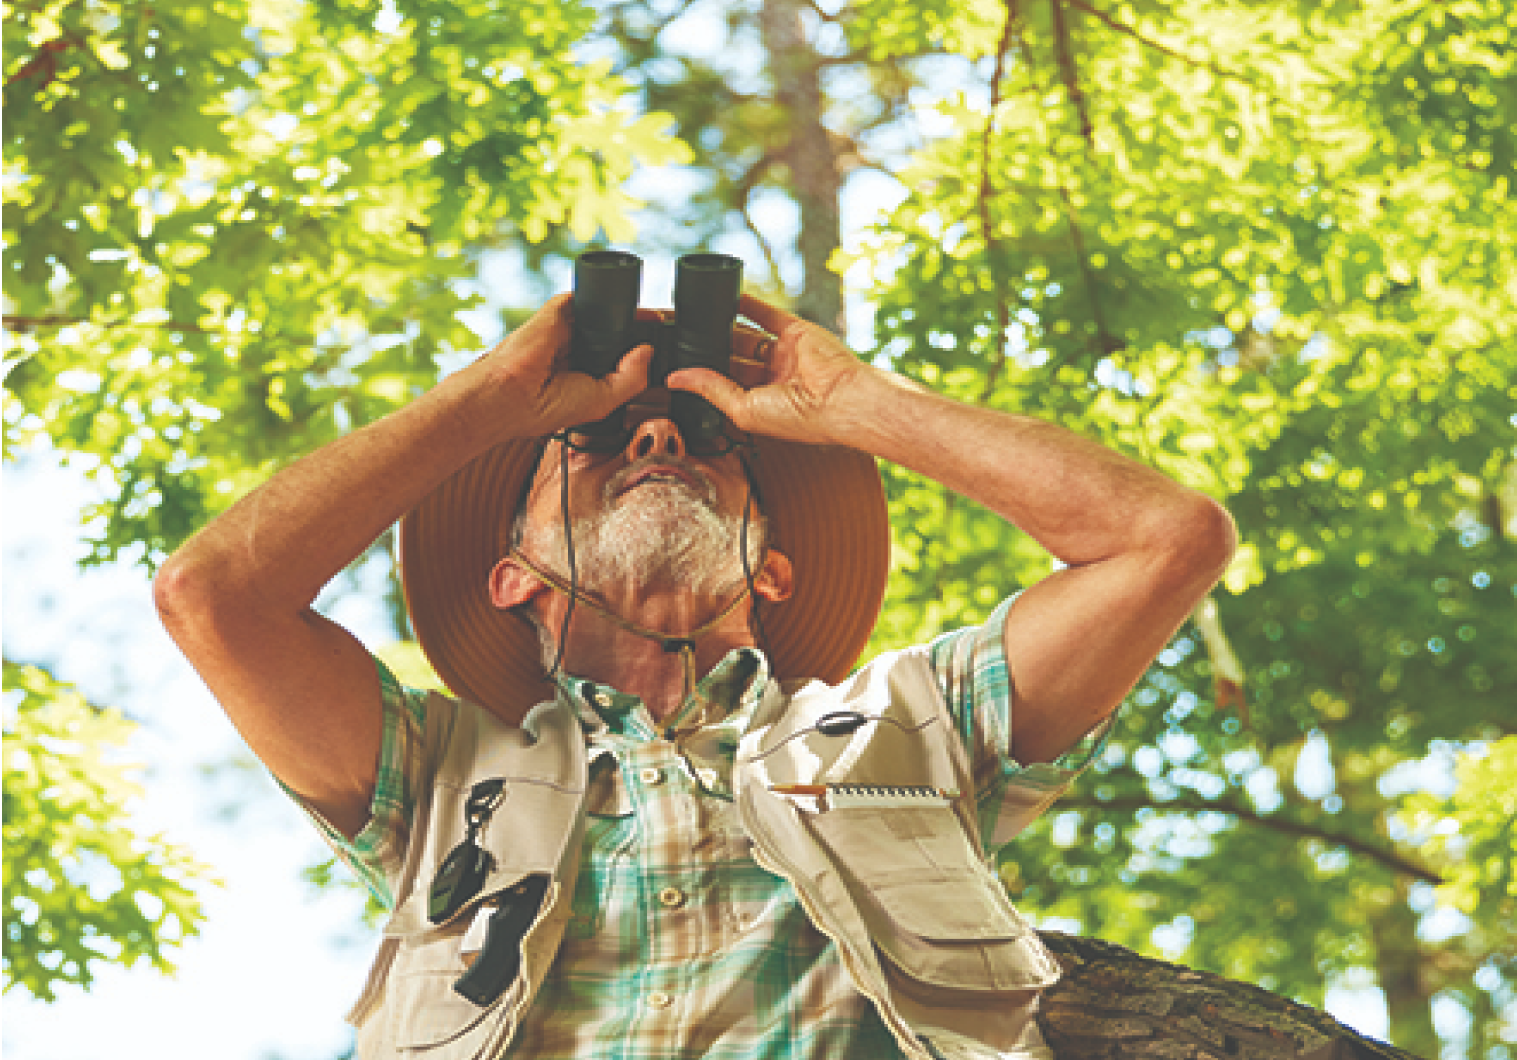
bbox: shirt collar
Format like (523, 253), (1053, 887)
(556, 647), (769, 741)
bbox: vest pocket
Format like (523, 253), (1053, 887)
(802, 805), (1060, 994)
(390, 929), (517, 1053)
(387, 894), (531, 1054)
(394, 973), (505, 1052)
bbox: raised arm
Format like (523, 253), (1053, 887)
(154, 296), (651, 837)
(670, 295), (1236, 765)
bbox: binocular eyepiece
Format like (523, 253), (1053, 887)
(570, 250), (743, 452)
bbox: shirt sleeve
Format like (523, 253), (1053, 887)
(926, 594), (1119, 849)
(278, 657), (431, 911)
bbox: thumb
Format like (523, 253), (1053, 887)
(600, 344), (655, 406)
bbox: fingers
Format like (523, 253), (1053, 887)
(739, 293), (802, 336)
(666, 366), (748, 423)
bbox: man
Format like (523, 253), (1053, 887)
(156, 289), (1235, 1059)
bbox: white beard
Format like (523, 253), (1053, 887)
(522, 473), (763, 601)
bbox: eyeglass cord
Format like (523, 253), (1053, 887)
(526, 440), (771, 718)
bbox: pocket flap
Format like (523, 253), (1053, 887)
(870, 876), (1030, 942)
(863, 875), (1060, 992)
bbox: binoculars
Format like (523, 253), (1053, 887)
(570, 249), (743, 454)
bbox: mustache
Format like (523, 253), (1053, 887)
(603, 456), (718, 507)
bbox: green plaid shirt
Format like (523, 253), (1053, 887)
(298, 596), (1107, 1059)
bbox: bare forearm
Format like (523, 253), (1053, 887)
(837, 368), (1229, 566)
(157, 295), (650, 622)
(158, 368), (505, 618)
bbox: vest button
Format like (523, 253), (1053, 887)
(647, 990), (672, 1010)
(657, 886), (687, 909)
(639, 766), (664, 785)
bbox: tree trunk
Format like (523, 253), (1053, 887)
(1365, 882), (1439, 1055)
(757, 0), (846, 335)
(1036, 932), (1428, 1060)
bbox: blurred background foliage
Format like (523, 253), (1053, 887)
(4, 0), (1514, 1055)
(2, 662), (211, 1000)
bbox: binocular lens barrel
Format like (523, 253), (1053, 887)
(567, 249), (742, 450)
(671, 253), (741, 447)
(673, 254), (742, 352)
(572, 250), (642, 379)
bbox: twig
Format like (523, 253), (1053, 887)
(1066, 0), (1260, 90)
(1050, 0), (1094, 147)
(5, 37), (72, 89)
(3, 314), (217, 334)
(737, 201), (785, 285)
(1014, 26), (1121, 358)
(975, 1), (1020, 403)
(1062, 793), (1445, 886)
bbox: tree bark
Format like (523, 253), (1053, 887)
(1365, 883), (1439, 1056)
(1036, 932), (1428, 1060)
(757, 0), (846, 335)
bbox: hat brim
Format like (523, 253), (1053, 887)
(399, 435), (889, 723)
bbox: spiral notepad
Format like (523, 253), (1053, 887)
(769, 783), (956, 809)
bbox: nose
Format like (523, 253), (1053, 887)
(625, 417), (686, 461)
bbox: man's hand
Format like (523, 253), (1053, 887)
(666, 294), (879, 446)
(466, 293), (654, 445)
(678, 289), (1234, 766)
(154, 293), (653, 840)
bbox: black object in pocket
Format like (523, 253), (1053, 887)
(453, 874), (550, 1007)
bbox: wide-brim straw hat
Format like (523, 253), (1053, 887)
(398, 330), (890, 724)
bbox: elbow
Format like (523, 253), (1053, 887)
(1173, 494), (1238, 583)
(153, 549), (206, 640)
(1139, 493), (1237, 589)
(153, 545), (238, 645)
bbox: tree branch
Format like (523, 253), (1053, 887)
(1065, 0), (1261, 90)
(739, 207), (786, 287)
(1050, 0), (1094, 147)
(730, 156), (787, 282)
(1061, 793), (1445, 886)
(1013, 25), (1121, 359)
(5, 36), (73, 89)
(815, 43), (950, 67)
(3, 314), (217, 334)
(975, 1), (1020, 403)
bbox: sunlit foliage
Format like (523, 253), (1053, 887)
(2, 662), (212, 1001)
(4, 0), (1514, 1053)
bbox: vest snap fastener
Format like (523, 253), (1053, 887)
(639, 766), (663, 785)
(647, 990), (672, 1009)
(657, 886), (687, 909)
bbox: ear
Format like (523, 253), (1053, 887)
(490, 555), (548, 610)
(753, 548), (794, 604)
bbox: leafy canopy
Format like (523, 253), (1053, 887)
(3, 0), (682, 1002)
(839, 0), (1515, 1050)
(5, 0), (1516, 1051)
(4, 0), (688, 564)
(2, 662), (213, 1002)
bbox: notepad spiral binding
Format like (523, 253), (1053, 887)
(825, 784), (951, 809)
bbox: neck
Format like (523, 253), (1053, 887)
(518, 553), (756, 721)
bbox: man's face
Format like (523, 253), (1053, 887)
(514, 390), (762, 596)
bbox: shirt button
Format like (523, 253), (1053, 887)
(696, 767), (718, 788)
(657, 886), (687, 909)
(647, 990), (672, 1010)
(639, 766), (664, 785)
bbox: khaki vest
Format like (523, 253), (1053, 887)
(348, 648), (1067, 1059)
